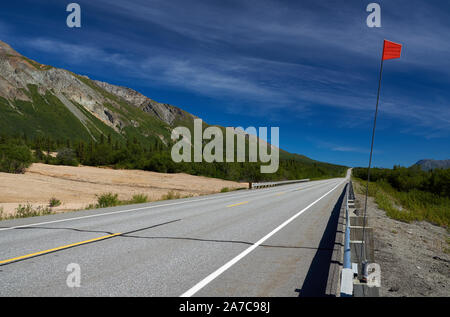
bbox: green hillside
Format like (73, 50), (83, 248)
(0, 39), (347, 181)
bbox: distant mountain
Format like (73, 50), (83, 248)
(414, 159), (450, 171)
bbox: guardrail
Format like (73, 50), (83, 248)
(344, 185), (351, 269)
(349, 181), (355, 201)
(249, 179), (310, 189)
(340, 181), (353, 297)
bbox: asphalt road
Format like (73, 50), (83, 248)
(0, 175), (348, 297)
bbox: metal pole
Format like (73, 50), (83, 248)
(361, 56), (384, 276)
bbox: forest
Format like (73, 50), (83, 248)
(0, 133), (347, 182)
(353, 166), (449, 227)
(353, 166), (450, 198)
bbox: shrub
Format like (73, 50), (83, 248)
(88, 193), (149, 209)
(221, 187), (230, 193)
(49, 197), (61, 207)
(0, 143), (33, 173)
(354, 178), (449, 227)
(56, 148), (78, 166)
(14, 203), (52, 218)
(128, 194), (149, 204)
(96, 193), (120, 208)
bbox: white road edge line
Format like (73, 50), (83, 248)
(0, 179), (339, 232)
(180, 179), (347, 297)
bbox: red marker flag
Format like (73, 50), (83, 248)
(382, 40), (402, 60)
(361, 39), (405, 266)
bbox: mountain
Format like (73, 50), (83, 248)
(0, 40), (194, 147)
(0, 39), (346, 180)
(414, 159), (450, 171)
(0, 40), (279, 150)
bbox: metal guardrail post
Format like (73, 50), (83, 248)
(343, 184), (351, 269)
(340, 182), (353, 297)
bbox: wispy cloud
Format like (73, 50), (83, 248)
(19, 33), (450, 135)
(4, 0), (449, 138)
(309, 138), (374, 154)
(26, 38), (131, 67)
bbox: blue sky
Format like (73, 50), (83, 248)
(1, 0), (449, 168)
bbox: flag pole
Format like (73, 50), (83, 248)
(360, 50), (385, 280)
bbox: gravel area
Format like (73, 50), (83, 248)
(353, 181), (449, 297)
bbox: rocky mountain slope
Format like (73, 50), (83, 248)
(0, 40), (194, 146)
(0, 39), (343, 169)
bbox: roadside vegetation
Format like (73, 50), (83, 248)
(49, 197), (61, 207)
(353, 166), (450, 228)
(0, 203), (54, 221)
(220, 187), (246, 193)
(161, 191), (183, 200)
(0, 139), (33, 173)
(0, 191), (191, 220)
(91, 193), (151, 209)
(86, 191), (194, 210)
(0, 133), (347, 182)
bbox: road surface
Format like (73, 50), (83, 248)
(0, 176), (348, 296)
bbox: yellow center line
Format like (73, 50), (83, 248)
(226, 201), (249, 208)
(274, 192), (285, 196)
(0, 233), (122, 265)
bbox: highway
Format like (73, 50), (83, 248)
(0, 175), (348, 297)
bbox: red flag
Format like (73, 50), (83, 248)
(382, 40), (402, 60)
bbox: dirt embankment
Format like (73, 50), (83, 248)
(353, 181), (449, 297)
(0, 163), (247, 216)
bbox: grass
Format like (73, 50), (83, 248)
(161, 191), (183, 200)
(0, 203), (53, 220)
(445, 236), (450, 254)
(127, 194), (149, 204)
(353, 177), (449, 228)
(221, 187), (247, 193)
(20, 56), (53, 71)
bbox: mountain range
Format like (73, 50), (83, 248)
(0, 39), (341, 171)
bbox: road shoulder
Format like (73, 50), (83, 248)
(353, 181), (450, 297)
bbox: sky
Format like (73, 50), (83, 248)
(0, 0), (449, 168)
